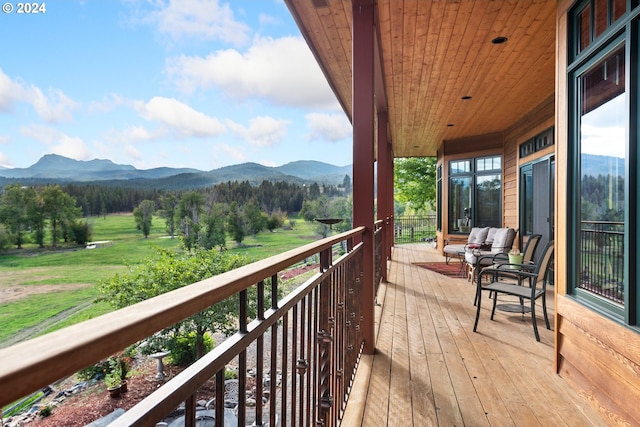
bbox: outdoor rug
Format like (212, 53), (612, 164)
(413, 262), (467, 278)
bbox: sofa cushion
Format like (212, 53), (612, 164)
(464, 227), (517, 265)
(443, 243), (466, 255)
(485, 227), (499, 245)
(490, 228), (516, 253)
(468, 227), (490, 245)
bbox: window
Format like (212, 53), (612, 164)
(574, 0), (627, 55)
(569, 1), (639, 325)
(448, 155), (502, 233)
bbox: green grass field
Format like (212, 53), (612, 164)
(0, 214), (320, 347)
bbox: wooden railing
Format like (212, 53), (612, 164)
(374, 220), (383, 294)
(0, 226), (369, 427)
(393, 215), (436, 244)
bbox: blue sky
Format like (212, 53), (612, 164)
(0, 0), (353, 171)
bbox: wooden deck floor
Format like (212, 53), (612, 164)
(342, 243), (606, 426)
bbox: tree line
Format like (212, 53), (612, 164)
(134, 181), (353, 251)
(0, 176), (353, 251)
(63, 179), (346, 217)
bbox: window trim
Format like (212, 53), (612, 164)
(567, 18), (639, 325)
(447, 154), (502, 234)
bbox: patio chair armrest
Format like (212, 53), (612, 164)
(493, 267), (537, 279)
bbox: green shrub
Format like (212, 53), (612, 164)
(69, 220), (92, 245)
(166, 331), (214, 367)
(225, 367), (238, 380)
(77, 360), (110, 381)
(39, 405), (53, 418)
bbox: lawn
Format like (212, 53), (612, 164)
(0, 214), (320, 346)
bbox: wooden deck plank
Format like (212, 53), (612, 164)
(406, 246), (472, 425)
(418, 264), (501, 426)
(343, 243), (607, 427)
(387, 260), (413, 426)
(361, 256), (396, 425)
(403, 250), (439, 425)
(433, 268), (546, 426)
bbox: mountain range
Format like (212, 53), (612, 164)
(0, 154), (352, 190)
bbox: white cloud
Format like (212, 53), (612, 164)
(88, 93), (129, 114)
(581, 93), (625, 158)
(226, 116), (288, 147)
(152, 0), (251, 46)
(20, 124), (90, 160)
(125, 144), (143, 162)
(0, 69), (77, 122)
(135, 96), (226, 138)
(166, 36), (338, 109)
(216, 143), (246, 162)
(28, 86), (78, 123)
(306, 113), (352, 142)
(0, 68), (25, 112)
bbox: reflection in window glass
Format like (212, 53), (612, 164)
(450, 160), (470, 174)
(578, 3), (591, 52)
(612, 0), (626, 22)
(594, 0), (607, 38)
(522, 168), (534, 234)
(449, 177), (471, 231)
(476, 174), (501, 228)
(448, 155), (501, 233)
(476, 156), (501, 172)
(578, 44), (626, 305)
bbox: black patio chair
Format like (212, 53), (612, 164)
(473, 240), (554, 342)
(472, 233), (542, 305)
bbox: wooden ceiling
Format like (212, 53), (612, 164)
(285, 0), (557, 158)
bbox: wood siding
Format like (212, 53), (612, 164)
(556, 2), (640, 426)
(438, 97), (554, 253)
(503, 94), (556, 243)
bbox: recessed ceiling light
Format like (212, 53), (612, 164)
(462, 95), (472, 100)
(491, 36), (508, 44)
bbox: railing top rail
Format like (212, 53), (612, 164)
(580, 220), (624, 225)
(113, 242), (365, 426)
(0, 226), (366, 407)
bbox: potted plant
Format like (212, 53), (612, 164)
(508, 249), (523, 268)
(105, 369), (122, 398)
(118, 356), (131, 393)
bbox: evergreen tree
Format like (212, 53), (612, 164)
(227, 201), (245, 245)
(133, 199), (156, 238)
(159, 193), (179, 238)
(0, 183), (35, 249)
(177, 191), (204, 250)
(201, 203), (227, 251)
(42, 185), (81, 248)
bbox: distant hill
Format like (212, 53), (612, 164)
(582, 153), (624, 177)
(0, 154), (351, 190)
